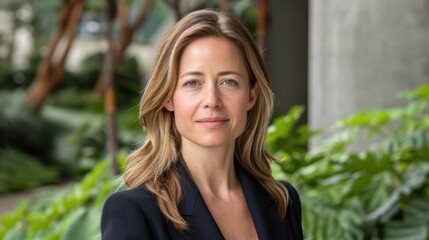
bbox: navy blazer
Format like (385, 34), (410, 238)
(101, 161), (303, 239)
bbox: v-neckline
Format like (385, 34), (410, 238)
(176, 160), (273, 239)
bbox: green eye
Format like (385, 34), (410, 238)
(184, 80), (199, 87)
(224, 79), (238, 86)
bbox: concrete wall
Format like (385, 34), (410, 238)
(309, 0), (429, 144)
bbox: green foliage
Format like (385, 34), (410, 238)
(0, 148), (59, 193)
(42, 105), (107, 175)
(301, 196), (363, 240)
(67, 52), (142, 109)
(0, 47), (143, 183)
(0, 61), (16, 88)
(47, 88), (104, 112)
(0, 89), (109, 179)
(231, 0), (258, 35)
(268, 106), (319, 176)
(0, 90), (59, 164)
(0, 52), (73, 91)
(0, 89), (125, 192)
(41, 103), (143, 176)
(0, 87), (141, 193)
(270, 84), (429, 239)
(0, 156), (124, 240)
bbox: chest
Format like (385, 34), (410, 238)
(202, 191), (258, 240)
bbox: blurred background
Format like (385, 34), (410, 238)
(0, 0), (428, 239)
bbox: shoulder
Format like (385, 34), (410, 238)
(101, 185), (164, 239)
(102, 185), (160, 222)
(279, 180), (304, 239)
(103, 185), (158, 211)
(280, 181), (301, 207)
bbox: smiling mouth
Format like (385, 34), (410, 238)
(196, 118), (229, 128)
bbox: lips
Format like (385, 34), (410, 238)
(196, 117), (229, 128)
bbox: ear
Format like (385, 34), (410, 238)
(247, 81), (259, 110)
(165, 99), (174, 112)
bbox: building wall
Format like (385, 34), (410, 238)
(309, 0), (429, 145)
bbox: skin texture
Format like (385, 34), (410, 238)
(166, 36), (258, 151)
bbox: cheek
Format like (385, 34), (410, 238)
(171, 96), (193, 129)
(233, 97), (251, 124)
(172, 110), (187, 137)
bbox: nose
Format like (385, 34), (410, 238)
(204, 84), (222, 109)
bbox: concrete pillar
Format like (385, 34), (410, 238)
(309, 0), (429, 144)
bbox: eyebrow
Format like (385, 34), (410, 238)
(179, 71), (244, 79)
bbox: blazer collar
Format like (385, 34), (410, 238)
(175, 160), (224, 239)
(176, 160), (199, 216)
(236, 162), (276, 239)
(176, 160), (276, 240)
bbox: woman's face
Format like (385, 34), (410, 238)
(165, 37), (258, 149)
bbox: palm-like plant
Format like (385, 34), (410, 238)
(270, 84), (429, 239)
(0, 157), (123, 240)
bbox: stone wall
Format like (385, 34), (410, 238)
(309, 0), (429, 145)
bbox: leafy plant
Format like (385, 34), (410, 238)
(70, 51), (142, 109)
(42, 103), (143, 176)
(270, 84), (429, 239)
(0, 148), (59, 193)
(0, 155), (125, 240)
(0, 88), (141, 187)
(0, 90), (59, 164)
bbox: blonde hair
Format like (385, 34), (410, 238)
(124, 9), (288, 230)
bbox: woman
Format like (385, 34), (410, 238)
(101, 9), (303, 240)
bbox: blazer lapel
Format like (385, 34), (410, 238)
(168, 161), (225, 240)
(168, 160), (287, 240)
(235, 162), (280, 240)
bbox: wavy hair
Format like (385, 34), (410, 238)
(123, 9), (288, 230)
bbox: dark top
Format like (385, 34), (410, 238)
(101, 161), (303, 239)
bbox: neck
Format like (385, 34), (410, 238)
(181, 140), (239, 198)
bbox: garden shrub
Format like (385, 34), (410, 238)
(0, 155), (124, 240)
(270, 84), (429, 239)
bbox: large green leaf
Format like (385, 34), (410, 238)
(383, 221), (428, 240)
(301, 195), (364, 240)
(61, 206), (102, 240)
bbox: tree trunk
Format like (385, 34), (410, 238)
(104, 0), (119, 175)
(94, 0), (153, 95)
(256, 0), (269, 56)
(27, 0), (85, 113)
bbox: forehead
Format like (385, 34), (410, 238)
(178, 36), (247, 72)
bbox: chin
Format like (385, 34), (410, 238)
(197, 137), (234, 148)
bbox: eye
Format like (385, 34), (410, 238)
(183, 80), (200, 87)
(222, 79), (239, 87)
